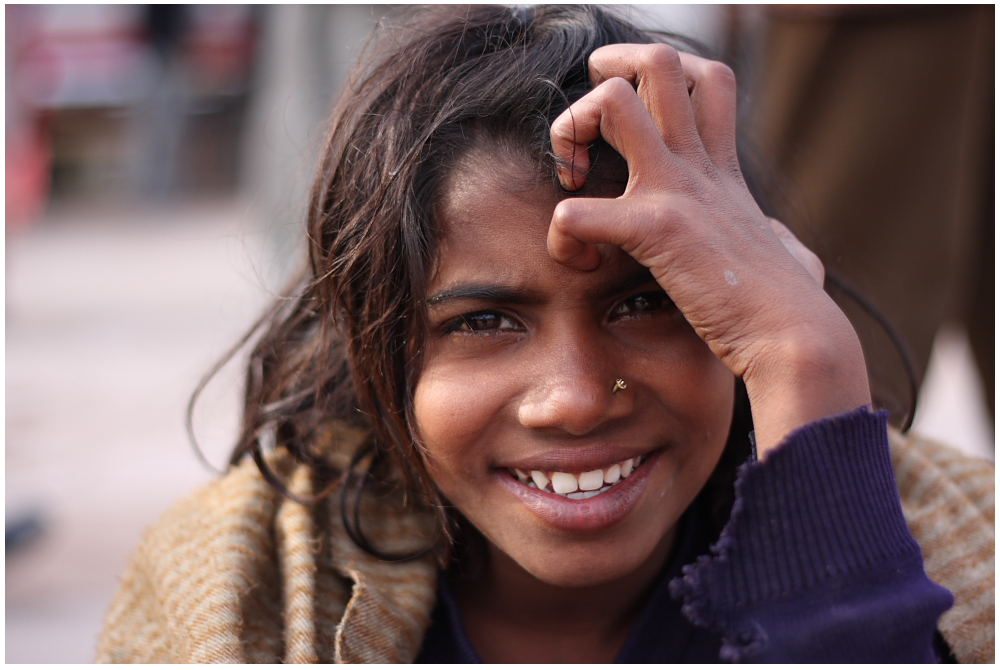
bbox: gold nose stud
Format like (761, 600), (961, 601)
(612, 379), (627, 394)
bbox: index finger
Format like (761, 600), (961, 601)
(550, 76), (671, 191)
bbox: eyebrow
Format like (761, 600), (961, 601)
(427, 284), (536, 307)
(426, 267), (658, 308)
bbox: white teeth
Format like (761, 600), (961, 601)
(516, 454), (648, 498)
(604, 463), (621, 484)
(578, 469), (604, 491)
(550, 472), (579, 494)
(530, 470), (549, 490)
(567, 489), (602, 500)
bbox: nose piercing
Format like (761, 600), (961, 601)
(612, 378), (627, 394)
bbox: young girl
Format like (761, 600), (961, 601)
(96, 6), (992, 663)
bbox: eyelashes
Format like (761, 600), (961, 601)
(445, 311), (523, 335)
(612, 290), (676, 318)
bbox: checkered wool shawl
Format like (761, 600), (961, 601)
(95, 428), (994, 663)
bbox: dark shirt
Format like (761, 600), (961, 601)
(416, 496), (723, 663)
(415, 408), (954, 663)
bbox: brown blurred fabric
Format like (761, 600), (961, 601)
(749, 5), (994, 417)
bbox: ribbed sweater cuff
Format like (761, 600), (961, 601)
(670, 407), (931, 647)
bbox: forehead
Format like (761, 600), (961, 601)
(434, 155), (556, 271)
(430, 155), (639, 293)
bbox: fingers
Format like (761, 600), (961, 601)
(548, 196), (668, 271)
(550, 77), (671, 191)
(551, 43), (741, 191)
(768, 218), (825, 286)
(676, 52), (739, 176)
(589, 44), (704, 158)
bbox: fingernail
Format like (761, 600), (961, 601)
(556, 165), (572, 189)
(557, 165), (580, 191)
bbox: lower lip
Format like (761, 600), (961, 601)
(495, 450), (662, 533)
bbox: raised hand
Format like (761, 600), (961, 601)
(547, 44), (870, 456)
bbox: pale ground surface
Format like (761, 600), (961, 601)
(6, 199), (276, 663)
(5, 200), (994, 662)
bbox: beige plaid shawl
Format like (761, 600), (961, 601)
(95, 429), (994, 663)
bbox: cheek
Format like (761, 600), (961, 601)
(688, 345), (735, 419)
(643, 334), (735, 461)
(683, 355), (735, 478)
(687, 350), (734, 436)
(411, 363), (508, 489)
(640, 327), (733, 403)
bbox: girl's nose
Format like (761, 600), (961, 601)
(516, 341), (634, 436)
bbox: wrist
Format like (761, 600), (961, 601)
(741, 315), (871, 458)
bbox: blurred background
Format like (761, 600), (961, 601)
(5, 5), (993, 662)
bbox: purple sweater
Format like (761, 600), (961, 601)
(416, 408), (954, 663)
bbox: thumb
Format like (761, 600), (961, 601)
(548, 197), (666, 271)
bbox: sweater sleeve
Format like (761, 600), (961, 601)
(670, 407), (954, 662)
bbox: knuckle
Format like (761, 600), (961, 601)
(550, 199), (578, 230)
(550, 121), (573, 145)
(602, 76), (635, 99)
(550, 107), (578, 136)
(598, 78), (639, 117)
(704, 60), (737, 89)
(642, 43), (682, 71)
(646, 199), (681, 232)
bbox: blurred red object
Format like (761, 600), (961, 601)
(5, 126), (51, 230)
(6, 5), (51, 228)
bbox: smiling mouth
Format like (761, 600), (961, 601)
(507, 454), (644, 500)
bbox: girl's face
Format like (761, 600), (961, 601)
(413, 158), (734, 588)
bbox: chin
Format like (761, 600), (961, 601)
(488, 514), (679, 590)
(524, 553), (654, 589)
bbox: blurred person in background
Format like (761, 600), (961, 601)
(744, 5), (994, 425)
(132, 4), (190, 199)
(94, 6), (991, 663)
(133, 4), (257, 199)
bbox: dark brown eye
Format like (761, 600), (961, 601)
(450, 312), (519, 333)
(613, 292), (672, 317)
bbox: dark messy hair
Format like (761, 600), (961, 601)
(190, 5), (910, 561)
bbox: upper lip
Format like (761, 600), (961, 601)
(499, 445), (656, 473)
